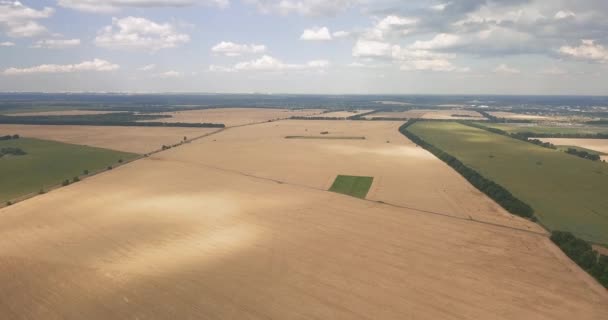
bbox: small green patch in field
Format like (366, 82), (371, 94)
(329, 175), (373, 199)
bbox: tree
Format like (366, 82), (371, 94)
(118, 159), (123, 163)
(72, 176), (80, 183)
(62, 180), (70, 186)
(83, 169), (89, 175)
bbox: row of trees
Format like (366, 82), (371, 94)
(0, 147), (26, 157)
(551, 231), (608, 288)
(479, 111), (534, 123)
(566, 148), (601, 161)
(399, 120), (535, 219)
(1, 134), (20, 140)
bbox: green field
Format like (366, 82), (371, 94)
(478, 122), (608, 135)
(409, 121), (608, 244)
(0, 138), (138, 203)
(329, 175), (374, 199)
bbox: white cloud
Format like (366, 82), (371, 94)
(0, 40), (14, 46)
(430, 3), (448, 11)
(156, 70), (183, 78)
(494, 64), (521, 74)
(139, 64), (156, 71)
(554, 10), (575, 20)
(332, 30), (350, 38)
(32, 38), (80, 49)
(559, 40), (608, 63)
(400, 59), (463, 72)
(352, 39), (392, 58)
(0, 1), (54, 37)
(58, 0), (228, 13)
(95, 16), (190, 51)
(211, 41), (266, 57)
(541, 66), (567, 75)
(210, 55), (329, 72)
(3, 59), (119, 75)
(300, 27), (332, 41)
(364, 15), (418, 41)
(410, 33), (462, 50)
(245, 0), (357, 16)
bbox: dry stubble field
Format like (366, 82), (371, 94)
(0, 119), (606, 319)
(537, 138), (608, 161)
(141, 108), (325, 127)
(0, 124), (219, 154)
(366, 109), (486, 120)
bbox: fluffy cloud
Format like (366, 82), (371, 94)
(58, 0), (228, 13)
(363, 15), (418, 41)
(3, 59), (119, 75)
(494, 64), (521, 74)
(95, 16), (190, 51)
(32, 38), (81, 49)
(410, 33), (462, 50)
(211, 41), (266, 56)
(0, 40), (14, 46)
(139, 64), (156, 71)
(0, 1), (54, 37)
(560, 40), (608, 63)
(352, 40), (392, 58)
(245, 0), (358, 16)
(332, 30), (350, 38)
(300, 27), (332, 41)
(210, 55), (329, 72)
(156, 70), (183, 78)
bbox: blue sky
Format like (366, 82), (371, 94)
(0, 0), (607, 94)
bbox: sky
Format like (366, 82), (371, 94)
(0, 0), (607, 95)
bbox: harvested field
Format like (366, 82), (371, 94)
(489, 112), (550, 120)
(365, 109), (485, 120)
(142, 108), (324, 126)
(0, 124), (218, 154)
(161, 120), (542, 231)
(4, 110), (123, 117)
(536, 138), (608, 159)
(0, 135), (606, 319)
(307, 110), (374, 118)
(480, 123), (608, 135)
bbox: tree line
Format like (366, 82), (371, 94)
(0, 147), (26, 157)
(565, 148), (602, 161)
(0, 114), (225, 128)
(0, 134), (20, 140)
(551, 231), (608, 288)
(478, 111), (534, 123)
(399, 120), (535, 219)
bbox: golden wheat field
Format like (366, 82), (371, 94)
(0, 119), (606, 319)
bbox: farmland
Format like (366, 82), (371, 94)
(141, 108), (325, 126)
(365, 109), (486, 120)
(537, 138), (608, 161)
(408, 121), (608, 244)
(0, 137), (137, 203)
(0, 124), (219, 154)
(0, 119), (606, 319)
(480, 122), (608, 135)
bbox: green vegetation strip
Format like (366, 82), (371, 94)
(0, 113), (225, 128)
(329, 175), (373, 199)
(406, 121), (608, 245)
(0, 137), (138, 203)
(285, 136), (366, 140)
(551, 231), (608, 289)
